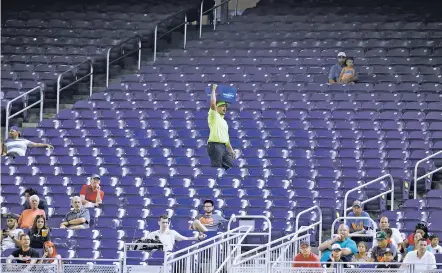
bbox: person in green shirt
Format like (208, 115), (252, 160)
(207, 84), (235, 170)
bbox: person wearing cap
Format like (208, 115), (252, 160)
(328, 52), (347, 84)
(80, 174), (104, 208)
(191, 199), (227, 232)
(376, 248), (400, 268)
(23, 188), (49, 218)
(319, 224), (358, 262)
(1, 214), (24, 251)
(60, 196), (90, 229)
(402, 238), (436, 271)
(293, 241), (320, 268)
(371, 231), (397, 262)
(325, 244), (351, 268)
(1, 126), (53, 157)
(346, 200), (373, 243)
(207, 83), (236, 170)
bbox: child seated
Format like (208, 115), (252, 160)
(429, 235), (442, 254)
(338, 57), (356, 84)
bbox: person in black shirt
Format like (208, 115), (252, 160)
(23, 188), (48, 218)
(376, 248), (400, 268)
(28, 215), (51, 248)
(325, 244), (350, 268)
(7, 234), (40, 264)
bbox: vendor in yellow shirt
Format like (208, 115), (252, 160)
(207, 84), (236, 170)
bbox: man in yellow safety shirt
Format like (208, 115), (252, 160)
(207, 84), (235, 170)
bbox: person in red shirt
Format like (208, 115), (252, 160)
(293, 241), (320, 268)
(80, 174), (104, 208)
(401, 222), (430, 254)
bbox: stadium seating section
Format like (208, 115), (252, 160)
(1, 0), (442, 266)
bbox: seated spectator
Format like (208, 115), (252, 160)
(1, 214), (24, 251)
(376, 248), (400, 268)
(18, 195), (46, 229)
(319, 224), (358, 262)
(7, 234), (40, 264)
(338, 57), (358, 84)
(351, 241), (373, 263)
(404, 222), (430, 249)
(80, 174), (104, 208)
(328, 52), (347, 84)
(375, 217), (403, 248)
(429, 235), (442, 254)
(346, 200), (373, 243)
(23, 188), (48, 217)
(406, 233), (431, 253)
(147, 215), (206, 252)
(191, 199), (227, 232)
(38, 241), (62, 267)
(372, 231), (397, 262)
(28, 215), (51, 248)
(402, 238), (436, 271)
(325, 244), (350, 268)
(60, 196), (90, 230)
(292, 241), (320, 268)
(1, 126), (53, 157)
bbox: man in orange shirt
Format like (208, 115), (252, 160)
(80, 174), (104, 208)
(18, 195), (46, 228)
(293, 241), (320, 268)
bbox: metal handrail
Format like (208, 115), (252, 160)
(227, 215), (272, 242)
(214, 226), (253, 273)
(294, 205), (323, 256)
(414, 150), (442, 199)
(199, 0), (238, 38)
(343, 174), (395, 219)
(233, 226), (312, 264)
(153, 9), (188, 62)
(106, 36), (142, 87)
(163, 225), (252, 266)
(56, 59), (93, 113)
(4, 86), (44, 139)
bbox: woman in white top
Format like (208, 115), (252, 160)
(1, 126), (52, 157)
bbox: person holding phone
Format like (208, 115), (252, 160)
(28, 215), (51, 248)
(1, 214), (24, 251)
(207, 84), (237, 170)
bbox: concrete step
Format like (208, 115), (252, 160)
(60, 104), (74, 110)
(22, 122), (38, 128)
(73, 95), (91, 101)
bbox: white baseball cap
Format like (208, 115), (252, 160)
(337, 52), (346, 57)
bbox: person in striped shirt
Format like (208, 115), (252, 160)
(1, 126), (53, 157)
